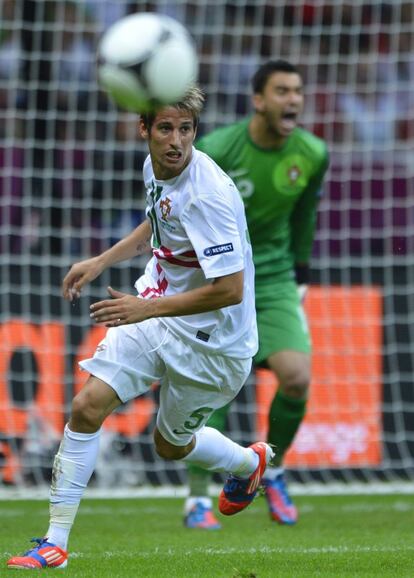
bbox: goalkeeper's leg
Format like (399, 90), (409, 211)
(262, 350), (310, 525)
(184, 404), (230, 529)
(255, 281), (311, 525)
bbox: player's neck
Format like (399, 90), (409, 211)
(248, 115), (287, 150)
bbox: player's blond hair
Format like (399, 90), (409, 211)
(140, 85), (204, 130)
(174, 85), (204, 118)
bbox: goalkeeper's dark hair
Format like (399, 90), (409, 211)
(140, 85), (204, 131)
(252, 60), (301, 94)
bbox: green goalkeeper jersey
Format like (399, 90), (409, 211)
(196, 119), (329, 282)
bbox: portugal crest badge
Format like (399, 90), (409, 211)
(288, 165), (301, 184)
(159, 197), (172, 220)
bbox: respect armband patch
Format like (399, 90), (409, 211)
(203, 243), (234, 257)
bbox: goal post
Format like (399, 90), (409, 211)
(0, 0), (413, 490)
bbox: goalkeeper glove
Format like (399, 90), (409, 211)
(297, 284), (308, 302)
(295, 263), (309, 303)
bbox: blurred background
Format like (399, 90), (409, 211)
(0, 0), (413, 492)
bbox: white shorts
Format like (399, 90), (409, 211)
(79, 319), (252, 445)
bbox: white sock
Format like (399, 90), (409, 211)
(46, 424), (101, 550)
(46, 510), (75, 551)
(182, 426), (258, 477)
(184, 496), (212, 514)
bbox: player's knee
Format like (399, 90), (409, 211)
(279, 368), (310, 399)
(70, 391), (105, 431)
(282, 382), (309, 399)
(155, 443), (187, 460)
(153, 428), (194, 460)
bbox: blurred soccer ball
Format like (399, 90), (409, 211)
(97, 12), (199, 113)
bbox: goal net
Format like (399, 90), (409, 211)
(0, 0), (413, 491)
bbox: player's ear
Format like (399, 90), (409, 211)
(252, 92), (264, 113)
(138, 118), (149, 139)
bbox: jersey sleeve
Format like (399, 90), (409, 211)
(181, 191), (245, 280)
(290, 146), (330, 264)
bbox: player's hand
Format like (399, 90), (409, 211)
(62, 256), (106, 301)
(297, 284), (308, 303)
(90, 287), (150, 327)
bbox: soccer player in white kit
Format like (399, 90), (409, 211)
(7, 87), (273, 570)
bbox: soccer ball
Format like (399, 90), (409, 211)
(97, 12), (199, 113)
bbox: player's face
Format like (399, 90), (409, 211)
(140, 108), (196, 180)
(253, 72), (304, 138)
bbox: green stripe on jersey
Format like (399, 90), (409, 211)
(148, 182), (163, 248)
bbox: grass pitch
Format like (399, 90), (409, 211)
(1, 493), (413, 577)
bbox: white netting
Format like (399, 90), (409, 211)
(0, 0), (413, 489)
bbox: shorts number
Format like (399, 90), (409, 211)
(172, 406), (213, 435)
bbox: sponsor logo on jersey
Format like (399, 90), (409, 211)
(160, 220), (176, 233)
(159, 197), (172, 221)
(203, 243), (234, 257)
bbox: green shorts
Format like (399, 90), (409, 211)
(254, 278), (311, 365)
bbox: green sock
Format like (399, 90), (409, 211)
(267, 390), (307, 466)
(187, 404), (230, 497)
(187, 469), (211, 496)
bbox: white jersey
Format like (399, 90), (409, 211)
(135, 147), (258, 358)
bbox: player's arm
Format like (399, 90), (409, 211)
(289, 188), (319, 286)
(62, 219), (152, 301)
(290, 187), (320, 302)
(290, 152), (329, 299)
(89, 270), (244, 327)
(290, 159), (328, 262)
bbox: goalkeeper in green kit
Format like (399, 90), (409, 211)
(184, 60), (329, 529)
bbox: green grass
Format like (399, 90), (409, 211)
(1, 494), (413, 577)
